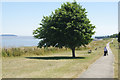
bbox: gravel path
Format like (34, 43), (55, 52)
(79, 40), (114, 78)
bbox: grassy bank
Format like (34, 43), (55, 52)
(2, 47), (70, 57)
(0, 48), (2, 79)
(2, 39), (111, 78)
(110, 38), (118, 78)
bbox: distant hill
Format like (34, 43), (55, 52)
(0, 34), (17, 36)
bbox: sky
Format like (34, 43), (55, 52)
(118, 2), (120, 32)
(1, 1), (118, 36)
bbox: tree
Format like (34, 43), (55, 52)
(118, 32), (120, 43)
(118, 32), (120, 49)
(33, 1), (95, 57)
(110, 34), (118, 38)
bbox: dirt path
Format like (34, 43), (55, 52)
(79, 40), (114, 78)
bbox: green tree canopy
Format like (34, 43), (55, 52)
(118, 32), (120, 43)
(110, 34), (118, 38)
(33, 1), (95, 57)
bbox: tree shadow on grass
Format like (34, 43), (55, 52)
(25, 56), (86, 60)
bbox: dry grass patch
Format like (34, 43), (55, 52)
(2, 39), (111, 78)
(110, 38), (118, 78)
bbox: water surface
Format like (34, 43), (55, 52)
(0, 36), (40, 48)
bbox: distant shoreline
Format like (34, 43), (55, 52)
(0, 34), (17, 36)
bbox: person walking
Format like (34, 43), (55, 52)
(104, 46), (108, 56)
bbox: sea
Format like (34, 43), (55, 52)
(0, 36), (96, 48)
(0, 36), (40, 48)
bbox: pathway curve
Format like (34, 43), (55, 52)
(79, 40), (114, 78)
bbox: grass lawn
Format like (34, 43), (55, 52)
(110, 38), (118, 78)
(2, 39), (111, 78)
(0, 48), (2, 79)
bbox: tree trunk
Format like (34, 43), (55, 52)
(72, 48), (75, 58)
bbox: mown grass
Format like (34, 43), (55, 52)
(110, 38), (118, 78)
(2, 39), (111, 78)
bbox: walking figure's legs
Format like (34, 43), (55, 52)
(104, 51), (106, 56)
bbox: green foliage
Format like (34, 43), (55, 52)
(118, 32), (120, 43)
(33, 1), (95, 57)
(95, 34), (118, 39)
(110, 34), (118, 38)
(2, 48), (23, 57)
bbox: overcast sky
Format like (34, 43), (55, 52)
(2, 1), (118, 36)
